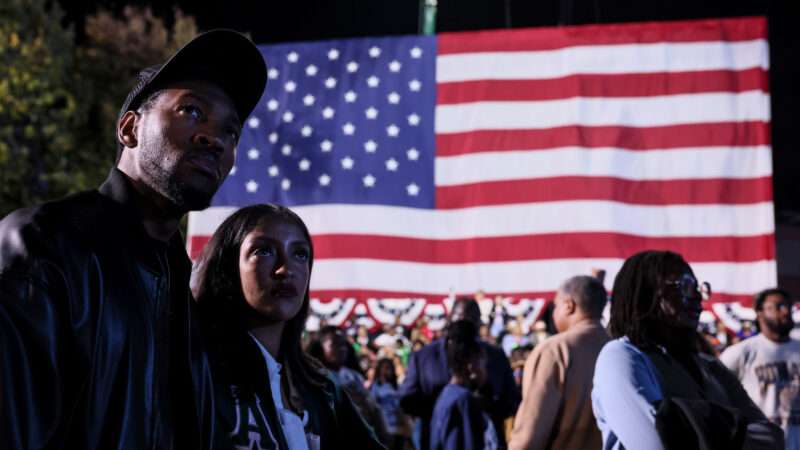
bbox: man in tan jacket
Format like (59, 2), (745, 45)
(509, 275), (610, 450)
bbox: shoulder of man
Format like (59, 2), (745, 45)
(0, 190), (105, 274)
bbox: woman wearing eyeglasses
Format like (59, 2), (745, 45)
(591, 250), (783, 450)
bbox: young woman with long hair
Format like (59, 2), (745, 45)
(192, 204), (384, 450)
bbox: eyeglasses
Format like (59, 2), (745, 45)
(663, 273), (712, 301)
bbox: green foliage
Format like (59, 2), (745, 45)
(0, 0), (79, 215)
(0, 3), (198, 217)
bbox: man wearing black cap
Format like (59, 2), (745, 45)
(0, 30), (267, 449)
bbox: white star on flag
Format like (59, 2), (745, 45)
(388, 92), (400, 104)
(246, 180), (258, 192)
(303, 94), (315, 106)
(342, 122), (356, 135)
(407, 148), (419, 160)
(406, 183), (420, 196)
(407, 114), (420, 126)
(301, 125), (313, 137)
(363, 174), (376, 187)
(325, 77), (337, 88)
(320, 140), (333, 152)
(410, 46), (422, 58)
(344, 91), (357, 102)
(268, 165), (279, 177)
(305, 65), (318, 76)
(267, 99), (279, 111)
(365, 107), (378, 119)
(268, 68), (279, 79)
(247, 148), (259, 160)
(341, 156), (354, 170)
(284, 81), (296, 92)
(282, 111), (294, 122)
(281, 178), (291, 190)
(299, 158), (311, 171)
(386, 124), (400, 137)
(281, 144), (292, 156)
(347, 61), (359, 73)
(322, 107), (335, 119)
(409, 79), (422, 91)
(248, 117), (260, 128)
(389, 60), (401, 72)
(369, 46), (381, 57)
(367, 76), (380, 87)
(327, 48), (339, 60)
(319, 174), (331, 186)
(268, 132), (278, 143)
(364, 140), (378, 153)
(287, 52), (299, 62)
(385, 158), (399, 171)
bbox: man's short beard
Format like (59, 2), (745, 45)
(762, 317), (794, 338)
(139, 139), (215, 212)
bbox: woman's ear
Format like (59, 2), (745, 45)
(117, 111), (139, 149)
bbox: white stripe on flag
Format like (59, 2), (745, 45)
(435, 91), (770, 133)
(190, 202), (775, 239)
(437, 40), (769, 82)
(310, 258), (777, 295)
(434, 146), (773, 185)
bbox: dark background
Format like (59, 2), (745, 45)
(60, 0), (799, 224)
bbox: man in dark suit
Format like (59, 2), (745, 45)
(400, 297), (521, 450)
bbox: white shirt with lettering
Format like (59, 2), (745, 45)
(249, 333), (310, 450)
(720, 333), (800, 450)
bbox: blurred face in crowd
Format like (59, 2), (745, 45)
(657, 261), (703, 331)
(118, 81), (240, 212)
(238, 217), (311, 327)
(321, 332), (350, 370)
(758, 293), (794, 340)
(449, 301), (481, 328)
(552, 288), (574, 333)
(467, 349), (488, 390)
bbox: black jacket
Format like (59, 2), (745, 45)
(0, 169), (216, 449)
(205, 330), (385, 450)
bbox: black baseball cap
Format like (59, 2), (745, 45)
(118, 29), (268, 129)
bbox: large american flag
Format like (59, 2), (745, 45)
(188, 16), (773, 329)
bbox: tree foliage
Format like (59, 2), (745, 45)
(0, 0), (79, 215)
(0, 3), (198, 217)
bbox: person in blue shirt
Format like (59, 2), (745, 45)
(592, 250), (783, 450)
(430, 320), (499, 450)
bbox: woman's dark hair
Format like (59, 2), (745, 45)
(374, 358), (397, 388)
(445, 320), (482, 378)
(192, 204), (328, 401)
(607, 250), (689, 348)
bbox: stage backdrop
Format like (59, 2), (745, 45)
(188, 16), (774, 331)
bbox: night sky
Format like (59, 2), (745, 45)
(59, 0), (799, 221)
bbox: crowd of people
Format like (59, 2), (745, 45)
(1, 30), (799, 450)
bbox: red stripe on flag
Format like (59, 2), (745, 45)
(436, 176), (773, 208)
(436, 122), (770, 156)
(189, 235), (210, 260)
(309, 288), (755, 306)
(438, 17), (766, 54)
(437, 68), (768, 104)
(310, 233), (774, 264)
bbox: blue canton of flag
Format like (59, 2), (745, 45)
(212, 35), (437, 209)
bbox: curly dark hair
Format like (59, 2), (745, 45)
(191, 204), (327, 407)
(607, 250), (690, 349)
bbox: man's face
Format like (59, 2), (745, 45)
(449, 301), (481, 328)
(758, 293), (794, 338)
(552, 289), (571, 333)
(126, 80), (240, 211)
